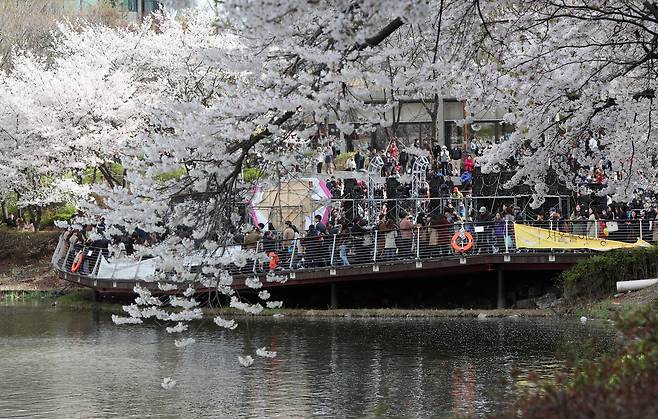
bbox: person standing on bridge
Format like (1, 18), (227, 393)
(587, 207), (599, 238)
(383, 218), (398, 260)
(337, 224), (351, 266)
(354, 149), (365, 171)
(450, 145), (462, 176)
(436, 214), (453, 255)
(282, 221), (296, 266)
(476, 206), (494, 254)
(439, 145), (450, 176)
(398, 213), (414, 259)
(314, 214), (326, 235)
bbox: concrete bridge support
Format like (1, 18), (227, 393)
(497, 268), (505, 309)
(330, 283), (338, 309)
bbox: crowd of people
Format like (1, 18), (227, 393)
(235, 198), (658, 273)
(45, 197), (658, 279)
(52, 218), (165, 276)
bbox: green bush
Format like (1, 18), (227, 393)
(243, 167), (265, 183)
(333, 151), (355, 171)
(560, 247), (658, 302)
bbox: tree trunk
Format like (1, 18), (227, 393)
(16, 192), (22, 218)
(1, 200), (7, 220)
(33, 206), (42, 231)
(431, 94), (440, 148)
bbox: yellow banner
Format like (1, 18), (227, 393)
(513, 223), (651, 251)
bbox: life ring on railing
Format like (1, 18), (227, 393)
(451, 230), (474, 253)
(71, 251), (84, 273)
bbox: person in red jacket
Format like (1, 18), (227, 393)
(464, 154), (475, 172)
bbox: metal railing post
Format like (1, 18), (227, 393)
(330, 234), (337, 266)
(595, 219), (599, 238)
(505, 220), (509, 253)
(373, 230), (378, 263)
(416, 226), (421, 259)
(640, 220), (643, 241)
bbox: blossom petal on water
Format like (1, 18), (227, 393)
(161, 377), (177, 390)
(214, 316), (238, 330)
(258, 290), (270, 300)
(174, 337), (195, 348)
(238, 355), (254, 367)
(256, 347), (277, 358)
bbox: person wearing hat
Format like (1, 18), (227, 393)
(476, 206), (493, 253)
(451, 187), (464, 207)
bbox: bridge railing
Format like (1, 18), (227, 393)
(52, 219), (655, 281)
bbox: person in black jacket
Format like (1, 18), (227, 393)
(476, 206), (494, 253)
(450, 146), (462, 176)
(354, 150), (365, 170)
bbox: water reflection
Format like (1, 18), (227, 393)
(0, 305), (614, 418)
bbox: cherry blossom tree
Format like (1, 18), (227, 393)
(462, 1), (658, 205)
(2, 0), (657, 385)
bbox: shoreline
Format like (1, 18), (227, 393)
(0, 288), (608, 319)
(0, 274), (650, 321)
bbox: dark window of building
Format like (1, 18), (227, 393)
(123, 0), (161, 12)
(444, 120), (514, 149)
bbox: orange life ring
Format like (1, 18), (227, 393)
(71, 251), (84, 273)
(451, 230), (474, 253)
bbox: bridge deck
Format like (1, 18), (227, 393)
(53, 218), (647, 295)
(55, 252), (589, 294)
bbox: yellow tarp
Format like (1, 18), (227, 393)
(513, 223), (651, 251)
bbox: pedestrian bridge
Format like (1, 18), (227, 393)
(52, 220), (650, 307)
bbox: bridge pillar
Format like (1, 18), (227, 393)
(497, 268), (505, 309)
(330, 283), (338, 309)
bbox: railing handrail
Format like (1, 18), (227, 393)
(52, 219), (655, 281)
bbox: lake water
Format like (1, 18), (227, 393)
(0, 304), (614, 418)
